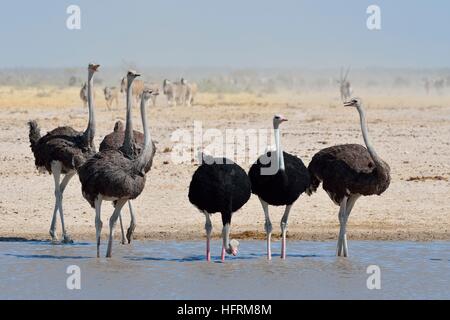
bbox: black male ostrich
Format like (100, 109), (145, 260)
(28, 63), (99, 243)
(188, 154), (251, 262)
(307, 98), (391, 257)
(78, 71), (156, 258)
(99, 89), (158, 244)
(248, 115), (310, 260)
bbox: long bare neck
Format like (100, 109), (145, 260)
(358, 105), (382, 167)
(122, 80), (135, 156)
(134, 97), (153, 173)
(84, 72), (96, 148)
(274, 126), (285, 172)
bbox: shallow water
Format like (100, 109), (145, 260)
(0, 240), (449, 300)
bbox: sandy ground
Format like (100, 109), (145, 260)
(0, 86), (449, 242)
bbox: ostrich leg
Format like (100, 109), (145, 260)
(280, 205), (292, 260)
(340, 195), (360, 257)
(94, 196), (103, 258)
(203, 211), (212, 262)
(49, 162), (62, 243)
(106, 199), (127, 258)
(126, 201), (136, 244)
(337, 196), (348, 257)
(58, 171), (75, 244)
(259, 198), (272, 260)
(118, 214), (126, 245)
(50, 161), (74, 244)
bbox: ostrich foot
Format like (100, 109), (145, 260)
(49, 231), (58, 244)
(61, 234), (74, 244)
(126, 225), (136, 244)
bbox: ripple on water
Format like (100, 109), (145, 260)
(0, 240), (449, 299)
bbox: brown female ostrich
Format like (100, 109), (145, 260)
(78, 71), (156, 258)
(99, 85), (158, 244)
(28, 63), (99, 243)
(307, 98), (391, 257)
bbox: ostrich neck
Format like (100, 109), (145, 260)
(274, 127), (285, 171)
(358, 106), (382, 167)
(84, 73), (96, 148)
(134, 97), (153, 173)
(122, 81), (135, 156)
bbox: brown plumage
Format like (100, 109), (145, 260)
(78, 150), (147, 208)
(99, 120), (156, 173)
(28, 122), (95, 174)
(307, 144), (390, 204)
(307, 98), (391, 257)
(27, 63), (100, 243)
(78, 71), (156, 258)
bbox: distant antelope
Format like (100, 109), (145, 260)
(179, 78), (198, 106)
(338, 67), (352, 102)
(80, 83), (88, 108)
(103, 86), (119, 110)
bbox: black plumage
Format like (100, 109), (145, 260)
(249, 151), (310, 206)
(247, 115), (311, 260)
(189, 157), (251, 223)
(188, 155), (251, 261)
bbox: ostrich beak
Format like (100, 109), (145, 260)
(344, 101), (355, 107)
(280, 117), (288, 122)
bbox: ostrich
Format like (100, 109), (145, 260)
(28, 63), (99, 243)
(249, 115), (310, 260)
(307, 98), (391, 257)
(188, 153), (251, 262)
(99, 88), (158, 244)
(78, 71), (156, 258)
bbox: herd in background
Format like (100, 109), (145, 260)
(28, 63), (391, 262)
(80, 76), (198, 110)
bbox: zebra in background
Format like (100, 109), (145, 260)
(163, 78), (198, 107)
(179, 78), (198, 106)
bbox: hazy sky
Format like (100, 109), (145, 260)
(0, 0), (449, 68)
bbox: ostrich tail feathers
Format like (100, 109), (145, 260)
(306, 174), (320, 196)
(28, 120), (41, 151)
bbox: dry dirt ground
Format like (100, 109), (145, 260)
(0, 86), (449, 242)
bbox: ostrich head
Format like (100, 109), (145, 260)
(88, 64), (100, 79)
(181, 78), (187, 85)
(344, 98), (362, 109)
(141, 88), (159, 101)
(127, 70), (141, 81)
(226, 239), (239, 256)
(273, 114), (288, 129)
(88, 63), (100, 73)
